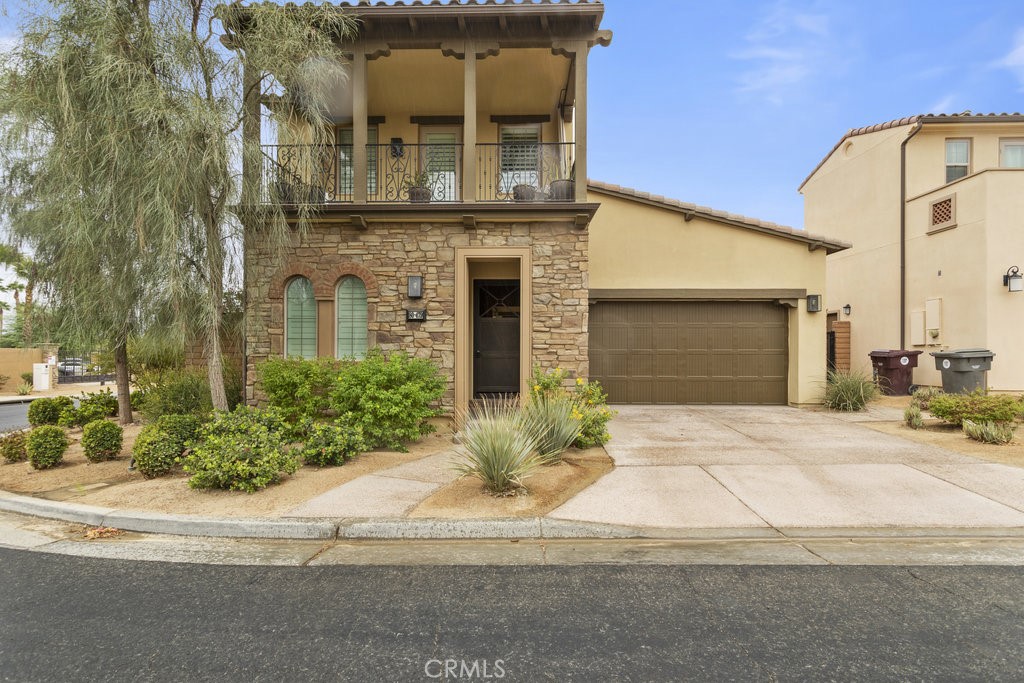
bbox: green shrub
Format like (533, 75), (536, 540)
(329, 350), (445, 451)
(56, 400), (112, 429)
(522, 393), (581, 465)
(927, 391), (1021, 426)
(824, 370), (878, 412)
(453, 399), (541, 494)
(156, 414), (203, 450)
(301, 418), (367, 467)
(904, 404), (924, 430)
(259, 357), (343, 426)
(129, 389), (147, 411)
(27, 396), (74, 426)
(26, 425), (68, 469)
(0, 429), (28, 463)
(962, 419), (1015, 445)
(131, 424), (185, 479)
(79, 389), (118, 418)
(529, 367), (614, 448)
(138, 370), (213, 421)
(182, 407), (300, 492)
(81, 419), (123, 462)
(20, 372), (33, 384)
(0, 373), (9, 390)
(911, 386), (943, 411)
(17, 382), (32, 395)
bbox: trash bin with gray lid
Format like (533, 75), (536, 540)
(929, 348), (995, 394)
(868, 349), (922, 395)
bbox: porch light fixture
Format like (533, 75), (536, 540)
(390, 137), (404, 159)
(842, 304), (852, 316)
(407, 275), (424, 299)
(1004, 266), (1023, 293)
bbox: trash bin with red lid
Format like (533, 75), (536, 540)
(868, 350), (923, 396)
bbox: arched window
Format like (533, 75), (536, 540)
(336, 276), (368, 359)
(285, 276), (316, 359)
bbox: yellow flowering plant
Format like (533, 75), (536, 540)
(529, 365), (614, 448)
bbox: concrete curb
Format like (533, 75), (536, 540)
(4, 490), (1024, 542)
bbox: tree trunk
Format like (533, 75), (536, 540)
(114, 338), (133, 425)
(205, 208), (229, 412)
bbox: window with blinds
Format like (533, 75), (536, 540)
(336, 276), (368, 359)
(285, 277), (317, 359)
(500, 125), (540, 191)
(336, 127), (378, 197)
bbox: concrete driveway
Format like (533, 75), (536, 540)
(550, 406), (1024, 532)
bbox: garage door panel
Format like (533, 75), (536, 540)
(590, 301), (788, 405)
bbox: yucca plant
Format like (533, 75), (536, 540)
(824, 370), (878, 412)
(522, 393), (582, 465)
(962, 419), (1015, 445)
(904, 403), (924, 429)
(452, 399), (541, 495)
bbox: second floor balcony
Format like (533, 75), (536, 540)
(261, 141), (577, 206)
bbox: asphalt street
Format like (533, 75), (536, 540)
(1, 547), (1023, 682)
(0, 402), (30, 431)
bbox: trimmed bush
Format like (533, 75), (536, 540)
(56, 401), (111, 429)
(329, 350), (445, 451)
(129, 390), (147, 411)
(182, 407), (300, 492)
(20, 372), (33, 384)
(824, 370), (878, 412)
(27, 396), (74, 426)
(26, 425), (68, 469)
(156, 414), (203, 450)
(0, 429), (28, 463)
(259, 357), (343, 426)
(301, 418), (367, 467)
(904, 404), (924, 430)
(81, 419), (123, 462)
(138, 371), (213, 421)
(927, 391), (1021, 426)
(911, 386), (943, 411)
(522, 393), (581, 465)
(962, 419), (1015, 445)
(131, 424), (181, 479)
(453, 399), (541, 495)
(79, 390), (118, 418)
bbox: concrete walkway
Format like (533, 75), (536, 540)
(549, 405), (1024, 532)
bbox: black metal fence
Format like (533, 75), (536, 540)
(476, 142), (575, 201)
(57, 352), (113, 384)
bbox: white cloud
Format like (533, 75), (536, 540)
(731, 2), (838, 105)
(995, 28), (1024, 91)
(928, 94), (956, 114)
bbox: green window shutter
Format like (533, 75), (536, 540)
(336, 276), (368, 359)
(285, 277), (317, 359)
(336, 128), (378, 196)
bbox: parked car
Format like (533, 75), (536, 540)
(58, 358), (85, 376)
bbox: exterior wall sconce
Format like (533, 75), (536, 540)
(842, 304), (852, 316)
(390, 137), (404, 159)
(407, 275), (424, 299)
(1004, 266), (1022, 293)
(806, 294), (821, 312)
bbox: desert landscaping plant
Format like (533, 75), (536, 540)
(130, 414), (202, 479)
(27, 396), (74, 426)
(20, 372), (33, 385)
(329, 350), (445, 450)
(911, 386), (943, 411)
(81, 419), (123, 462)
(0, 429), (28, 463)
(0, 374), (9, 390)
(137, 371), (215, 422)
(301, 418), (367, 467)
(453, 400), (542, 495)
(823, 370), (878, 412)
(522, 393), (581, 465)
(904, 404), (924, 430)
(529, 367), (614, 448)
(16, 382), (31, 395)
(259, 357), (343, 427)
(962, 419), (1015, 445)
(26, 425), (68, 469)
(927, 391), (1021, 427)
(182, 407), (300, 492)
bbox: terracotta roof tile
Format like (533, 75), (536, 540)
(587, 180), (850, 254)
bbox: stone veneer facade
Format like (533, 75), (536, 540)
(245, 219), (589, 410)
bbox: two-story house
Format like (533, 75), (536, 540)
(801, 113), (1024, 391)
(235, 0), (844, 414)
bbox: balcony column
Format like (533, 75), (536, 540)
(462, 43), (477, 203)
(572, 43), (588, 202)
(351, 49), (368, 204)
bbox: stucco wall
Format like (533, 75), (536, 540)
(0, 348), (44, 390)
(588, 190), (830, 405)
(245, 218), (588, 409)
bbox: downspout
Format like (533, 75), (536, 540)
(899, 121), (924, 349)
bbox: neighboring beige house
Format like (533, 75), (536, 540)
(801, 113), (1024, 391)
(237, 0), (845, 412)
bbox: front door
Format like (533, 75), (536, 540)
(473, 279), (521, 397)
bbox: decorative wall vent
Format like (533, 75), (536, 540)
(929, 194), (956, 232)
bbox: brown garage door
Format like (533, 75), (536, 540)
(589, 301), (788, 404)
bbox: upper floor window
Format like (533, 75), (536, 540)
(335, 276), (368, 359)
(945, 139), (970, 183)
(336, 126), (378, 198)
(500, 125), (541, 191)
(1000, 139), (1024, 168)
(285, 276), (317, 359)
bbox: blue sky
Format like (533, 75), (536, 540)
(589, 0), (1024, 228)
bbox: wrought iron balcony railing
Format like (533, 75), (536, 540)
(259, 141), (575, 205)
(476, 142), (575, 202)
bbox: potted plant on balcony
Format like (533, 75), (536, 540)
(548, 164), (575, 202)
(405, 171), (432, 203)
(512, 184), (537, 201)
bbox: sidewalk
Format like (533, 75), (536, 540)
(0, 381), (115, 405)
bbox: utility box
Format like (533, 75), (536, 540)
(930, 348), (995, 394)
(32, 363), (51, 392)
(868, 350), (922, 395)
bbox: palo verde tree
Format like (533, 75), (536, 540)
(0, 0), (357, 419)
